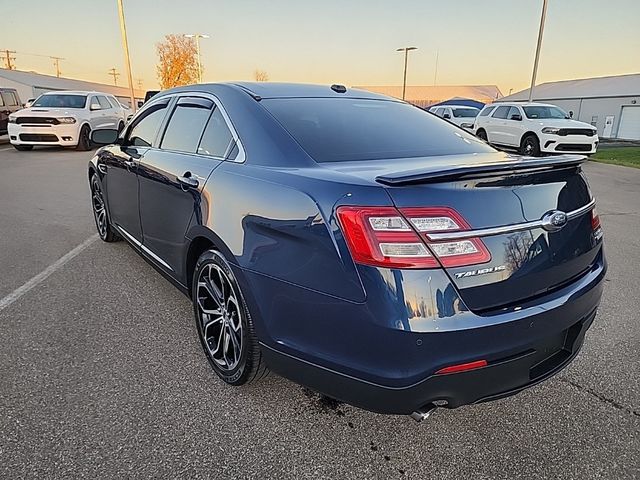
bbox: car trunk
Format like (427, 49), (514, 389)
(326, 153), (602, 312)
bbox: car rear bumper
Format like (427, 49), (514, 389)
(8, 123), (80, 146)
(242, 247), (606, 415)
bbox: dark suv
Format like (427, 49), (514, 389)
(0, 88), (22, 135)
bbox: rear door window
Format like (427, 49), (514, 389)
(160, 96), (213, 153)
(508, 106), (521, 120)
(197, 107), (233, 158)
(492, 106), (510, 119)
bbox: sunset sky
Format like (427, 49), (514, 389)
(2, 0), (639, 95)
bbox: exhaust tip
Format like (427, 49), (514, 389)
(410, 404), (437, 422)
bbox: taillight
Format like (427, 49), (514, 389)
(337, 206), (490, 269)
(591, 207), (601, 230)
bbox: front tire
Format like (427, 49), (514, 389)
(90, 174), (119, 242)
(193, 250), (268, 386)
(521, 134), (541, 156)
(76, 124), (92, 151)
(476, 129), (488, 141)
(13, 144), (33, 151)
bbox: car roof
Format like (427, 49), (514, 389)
(490, 102), (558, 108)
(229, 82), (395, 101)
(40, 91), (106, 96)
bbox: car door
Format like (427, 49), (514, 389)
(487, 105), (510, 144)
(96, 95), (117, 128)
(138, 95), (231, 279)
(104, 97), (171, 243)
(502, 106), (524, 146)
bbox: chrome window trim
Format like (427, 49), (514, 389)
(427, 199), (596, 241)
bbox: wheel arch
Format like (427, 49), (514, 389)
(521, 131), (539, 143)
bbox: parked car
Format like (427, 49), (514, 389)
(7, 91), (128, 151)
(474, 102), (599, 156)
(88, 83), (605, 420)
(429, 105), (479, 130)
(0, 87), (23, 135)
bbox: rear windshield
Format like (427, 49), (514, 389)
(523, 106), (568, 119)
(262, 98), (494, 162)
(452, 108), (479, 118)
(33, 94), (87, 109)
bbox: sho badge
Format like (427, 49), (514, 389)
(454, 265), (506, 279)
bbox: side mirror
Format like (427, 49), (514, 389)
(91, 128), (120, 145)
(510, 114), (522, 121)
(443, 113), (451, 119)
(90, 103), (101, 111)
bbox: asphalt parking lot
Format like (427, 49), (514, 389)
(0, 145), (638, 479)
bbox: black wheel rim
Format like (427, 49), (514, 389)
(91, 179), (107, 238)
(196, 263), (243, 371)
(524, 140), (534, 155)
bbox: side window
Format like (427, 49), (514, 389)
(479, 106), (495, 117)
(492, 106), (510, 119)
(161, 97), (213, 153)
(2, 91), (17, 106)
(435, 108), (445, 117)
(198, 107), (233, 158)
(97, 96), (112, 109)
(127, 101), (169, 147)
(89, 96), (101, 110)
(106, 96), (119, 109)
(0, 94), (4, 107)
(508, 106), (521, 120)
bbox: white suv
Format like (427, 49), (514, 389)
(8, 91), (128, 151)
(473, 102), (599, 156)
(429, 105), (479, 131)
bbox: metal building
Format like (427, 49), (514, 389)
(0, 68), (144, 108)
(354, 85), (503, 109)
(498, 74), (640, 140)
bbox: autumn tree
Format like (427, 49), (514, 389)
(254, 69), (269, 82)
(156, 34), (199, 89)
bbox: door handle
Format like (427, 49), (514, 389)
(177, 173), (199, 189)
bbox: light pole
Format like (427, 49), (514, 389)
(185, 33), (210, 83)
(528, 0), (549, 102)
(396, 47), (417, 101)
(116, 0), (136, 111)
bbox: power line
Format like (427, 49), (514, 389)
(108, 67), (120, 86)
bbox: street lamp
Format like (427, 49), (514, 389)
(396, 47), (417, 101)
(185, 33), (210, 83)
(528, 0), (548, 102)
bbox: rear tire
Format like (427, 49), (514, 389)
(13, 144), (33, 151)
(476, 129), (488, 141)
(76, 125), (92, 151)
(193, 250), (269, 386)
(520, 134), (541, 156)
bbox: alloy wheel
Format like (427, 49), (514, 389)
(91, 179), (107, 238)
(196, 263), (243, 371)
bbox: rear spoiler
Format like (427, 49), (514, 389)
(375, 155), (588, 186)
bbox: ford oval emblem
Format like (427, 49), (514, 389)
(541, 210), (568, 232)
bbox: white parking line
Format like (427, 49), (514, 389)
(0, 147), (14, 152)
(0, 234), (98, 312)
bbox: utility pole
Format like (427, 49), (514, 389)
(116, 0), (137, 111)
(108, 68), (120, 85)
(433, 50), (439, 86)
(529, 0), (549, 102)
(136, 78), (143, 89)
(3, 49), (16, 70)
(51, 56), (64, 78)
(396, 47), (418, 101)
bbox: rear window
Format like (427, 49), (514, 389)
(33, 94), (87, 109)
(262, 98), (494, 162)
(452, 108), (478, 118)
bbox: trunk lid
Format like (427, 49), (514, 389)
(328, 152), (602, 312)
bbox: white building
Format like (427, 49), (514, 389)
(355, 85), (503, 109)
(0, 68), (144, 108)
(498, 74), (640, 140)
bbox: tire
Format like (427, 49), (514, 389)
(193, 250), (269, 386)
(476, 129), (488, 141)
(76, 124), (92, 151)
(13, 144), (33, 151)
(90, 174), (119, 242)
(520, 134), (541, 156)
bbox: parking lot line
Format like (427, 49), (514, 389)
(0, 147), (14, 152)
(0, 234), (98, 312)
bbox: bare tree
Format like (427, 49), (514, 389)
(254, 69), (269, 82)
(156, 34), (199, 89)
